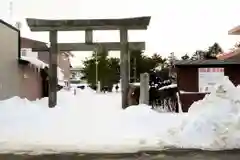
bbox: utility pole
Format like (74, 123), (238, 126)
(169, 52), (175, 78)
(95, 49), (98, 87)
(94, 45), (101, 92)
(128, 51), (131, 82)
(133, 57), (137, 82)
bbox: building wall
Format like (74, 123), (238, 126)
(38, 52), (71, 81)
(19, 65), (42, 100)
(20, 37), (48, 100)
(58, 53), (71, 81)
(177, 66), (198, 92)
(37, 51), (49, 64)
(0, 21), (21, 100)
(179, 93), (207, 112)
(225, 65), (240, 86)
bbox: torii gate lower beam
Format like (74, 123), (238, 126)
(32, 42), (145, 52)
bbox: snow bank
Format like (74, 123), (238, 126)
(176, 76), (240, 150)
(0, 76), (240, 153)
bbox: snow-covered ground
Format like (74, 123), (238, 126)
(0, 76), (240, 154)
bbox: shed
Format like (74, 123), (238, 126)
(175, 59), (240, 112)
(0, 19), (64, 101)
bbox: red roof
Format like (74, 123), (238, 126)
(217, 49), (240, 60)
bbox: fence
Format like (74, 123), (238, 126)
(128, 73), (179, 112)
(149, 86), (178, 112)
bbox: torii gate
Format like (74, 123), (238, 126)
(26, 16), (151, 109)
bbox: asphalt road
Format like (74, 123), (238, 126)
(0, 150), (240, 160)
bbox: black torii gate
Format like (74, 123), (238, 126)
(26, 16), (151, 109)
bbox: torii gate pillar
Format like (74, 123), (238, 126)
(49, 30), (58, 107)
(120, 28), (129, 108)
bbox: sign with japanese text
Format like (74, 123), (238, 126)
(198, 68), (224, 93)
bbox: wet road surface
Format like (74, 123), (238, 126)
(0, 150), (240, 160)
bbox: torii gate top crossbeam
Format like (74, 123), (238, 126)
(26, 16), (151, 31)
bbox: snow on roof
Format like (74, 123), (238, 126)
(180, 90), (210, 94)
(63, 51), (74, 57)
(130, 82), (140, 86)
(158, 84), (177, 91)
(20, 56), (64, 82)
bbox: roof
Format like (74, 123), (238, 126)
(174, 59), (240, 66)
(21, 37), (47, 45)
(0, 19), (19, 32)
(26, 16), (151, 31)
(21, 37), (47, 49)
(63, 51), (74, 57)
(217, 48), (240, 60)
(21, 37), (74, 57)
(228, 25), (240, 35)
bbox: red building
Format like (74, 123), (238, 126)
(175, 59), (240, 112)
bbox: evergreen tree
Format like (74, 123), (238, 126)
(191, 43), (223, 60)
(181, 53), (190, 60)
(204, 42), (222, 59)
(81, 46), (119, 90)
(129, 50), (166, 82)
(82, 49), (168, 89)
(191, 50), (206, 60)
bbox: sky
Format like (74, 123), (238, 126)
(1, 0), (240, 67)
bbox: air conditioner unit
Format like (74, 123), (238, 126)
(21, 48), (27, 56)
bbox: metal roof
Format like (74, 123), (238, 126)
(174, 59), (240, 66)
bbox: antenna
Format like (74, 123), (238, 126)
(15, 21), (22, 30)
(9, 0), (13, 24)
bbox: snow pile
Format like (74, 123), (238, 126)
(176, 76), (240, 150)
(0, 76), (240, 153)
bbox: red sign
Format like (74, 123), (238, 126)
(199, 68), (224, 72)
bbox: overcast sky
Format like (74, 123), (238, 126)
(1, 0), (240, 66)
